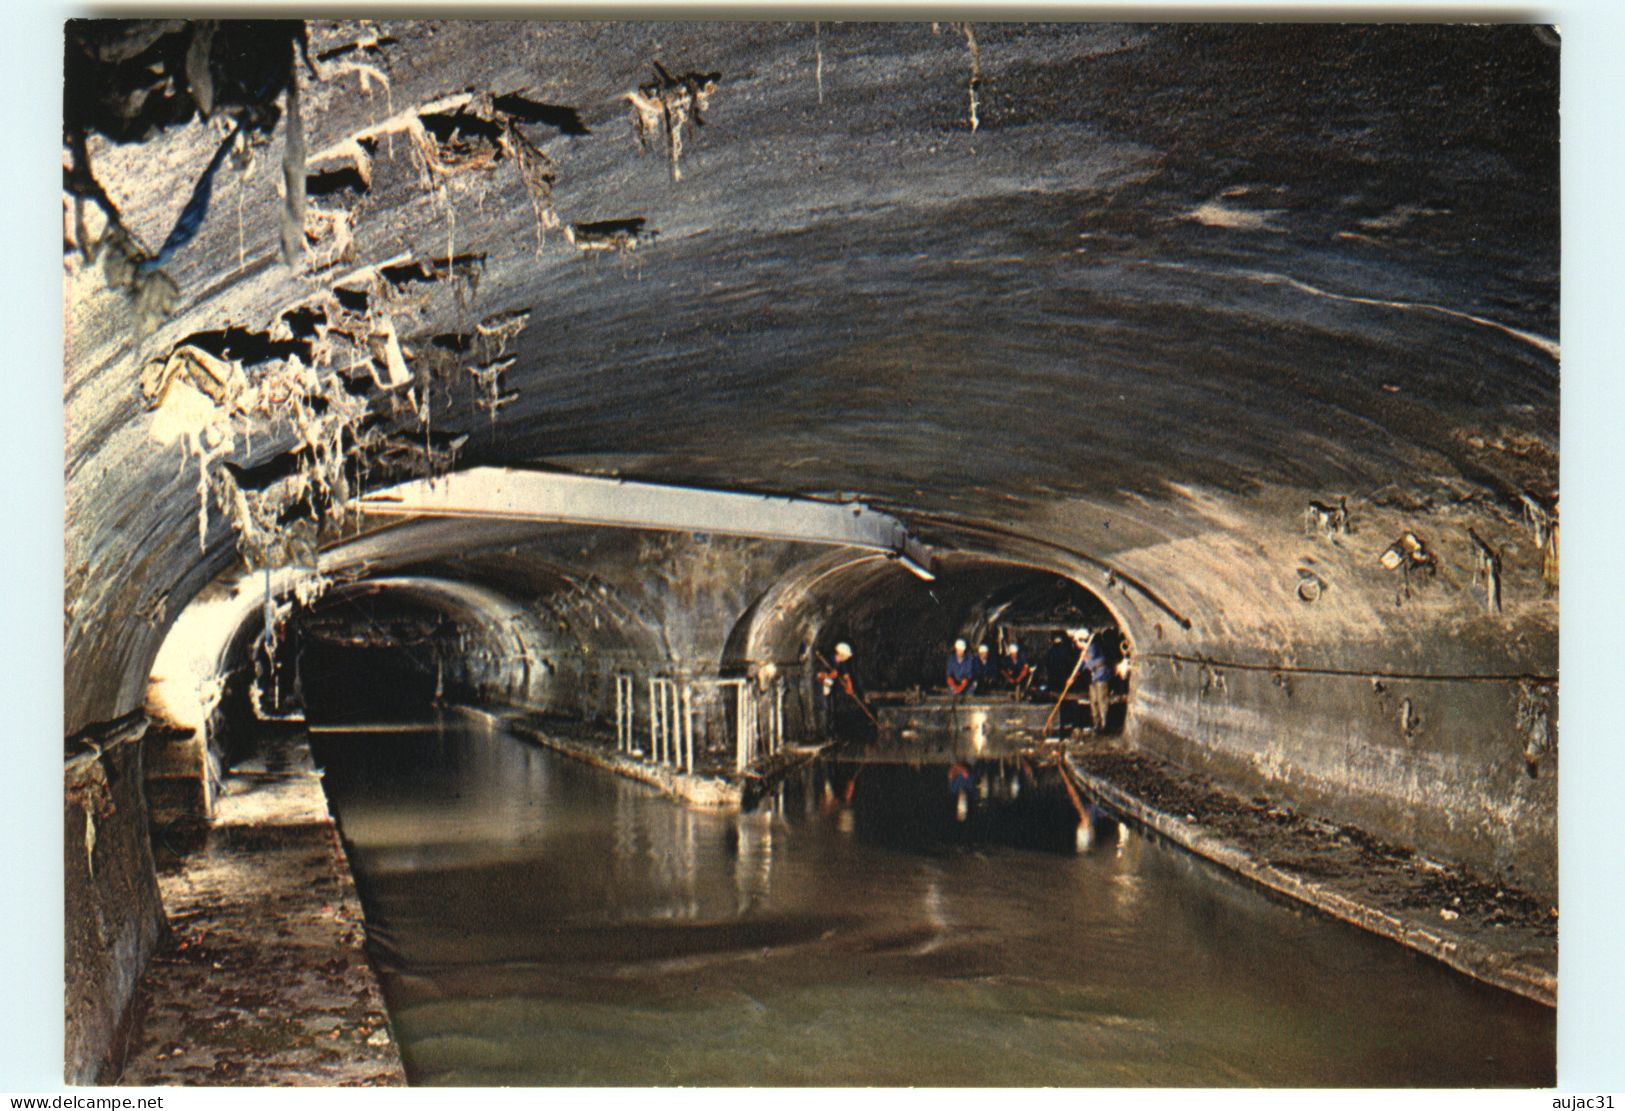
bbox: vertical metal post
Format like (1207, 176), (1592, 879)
(682, 683), (695, 773)
(749, 688), (759, 764)
(660, 681), (671, 766)
(735, 683), (746, 774)
(618, 675), (634, 753)
(741, 682), (750, 776)
(654, 680), (664, 766)
(774, 680), (785, 754)
(647, 677), (658, 762)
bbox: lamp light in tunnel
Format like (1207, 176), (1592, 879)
(889, 550), (936, 581)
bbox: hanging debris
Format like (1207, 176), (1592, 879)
(139, 268), (462, 569)
(63, 19), (315, 295)
(1516, 681), (1555, 778)
(1467, 528), (1503, 615)
(302, 204), (359, 272)
(958, 22), (983, 132)
(1379, 531), (1436, 603)
(1520, 492), (1559, 589)
(565, 218), (656, 254)
(1303, 496), (1351, 539)
(311, 20), (396, 99)
(813, 22), (825, 105)
(626, 62), (720, 181)
(469, 308), (530, 419)
(1400, 697), (1420, 738)
(932, 22), (983, 132)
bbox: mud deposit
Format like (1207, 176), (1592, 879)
(314, 717), (1553, 1087)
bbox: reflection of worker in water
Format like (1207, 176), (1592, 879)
(1084, 629), (1113, 732)
(945, 638), (974, 696)
(1001, 642), (1032, 695)
(972, 643), (996, 693)
(948, 762), (975, 822)
(816, 642), (857, 737)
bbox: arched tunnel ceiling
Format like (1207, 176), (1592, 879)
(63, 19), (1560, 730)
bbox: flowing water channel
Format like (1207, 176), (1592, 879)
(312, 715), (1555, 1087)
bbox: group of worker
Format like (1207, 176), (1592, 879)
(944, 630), (1115, 730)
(816, 628), (1122, 739)
(944, 639), (1029, 696)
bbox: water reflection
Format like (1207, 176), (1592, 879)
(313, 717), (1555, 1087)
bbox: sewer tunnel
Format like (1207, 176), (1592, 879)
(59, 19), (1564, 1087)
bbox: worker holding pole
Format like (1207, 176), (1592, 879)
(815, 642), (855, 738)
(1084, 628), (1113, 733)
(1001, 641), (1033, 700)
(1041, 628), (1091, 738)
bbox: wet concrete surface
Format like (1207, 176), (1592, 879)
(1066, 738), (1557, 1006)
(116, 731), (405, 1087)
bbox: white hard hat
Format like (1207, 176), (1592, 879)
(835, 642), (853, 659)
(954, 638), (967, 651)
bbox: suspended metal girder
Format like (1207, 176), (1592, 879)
(356, 467), (936, 574)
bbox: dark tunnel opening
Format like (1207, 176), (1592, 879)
(297, 591), (459, 725)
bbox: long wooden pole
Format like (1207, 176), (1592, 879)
(814, 650), (885, 730)
(1042, 647), (1088, 737)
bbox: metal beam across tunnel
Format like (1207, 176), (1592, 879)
(356, 466), (937, 574)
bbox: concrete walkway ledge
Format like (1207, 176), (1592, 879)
(118, 730), (407, 1086)
(1064, 745), (1556, 1008)
(458, 706), (744, 810)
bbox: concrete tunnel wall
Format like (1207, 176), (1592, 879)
(60, 20), (1558, 1081)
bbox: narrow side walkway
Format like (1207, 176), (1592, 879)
(1065, 739), (1557, 1007)
(117, 732), (405, 1086)
(460, 706), (745, 808)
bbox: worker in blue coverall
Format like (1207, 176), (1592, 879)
(971, 643), (996, 693)
(1001, 642), (1032, 698)
(1084, 630), (1113, 732)
(945, 638), (974, 696)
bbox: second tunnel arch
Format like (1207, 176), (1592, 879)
(726, 548), (1143, 742)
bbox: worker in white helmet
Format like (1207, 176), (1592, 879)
(972, 643), (995, 693)
(815, 642), (857, 738)
(945, 638), (974, 696)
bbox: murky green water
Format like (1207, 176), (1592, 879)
(313, 716), (1554, 1086)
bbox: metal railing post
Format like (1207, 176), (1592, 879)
(647, 677), (658, 762)
(774, 679), (784, 754)
(682, 683), (694, 773)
